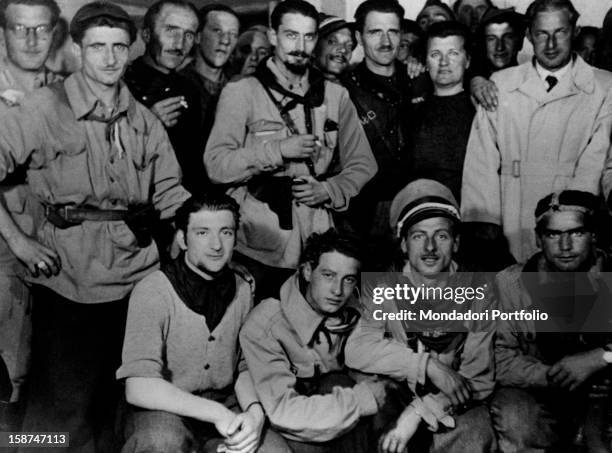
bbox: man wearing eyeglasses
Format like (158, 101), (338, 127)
(0, 0), (63, 422)
(124, 0), (203, 198)
(462, 0), (612, 265)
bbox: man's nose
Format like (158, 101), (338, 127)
(495, 38), (505, 52)
(546, 34), (557, 50)
(209, 233), (222, 251)
(380, 31), (391, 46)
(219, 31), (231, 45)
(104, 47), (117, 65)
(559, 232), (573, 251)
(425, 236), (437, 252)
(331, 277), (343, 296)
(25, 28), (38, 47)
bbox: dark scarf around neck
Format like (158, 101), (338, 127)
(162, 255), (236, 332)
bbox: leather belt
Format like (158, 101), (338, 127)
(44, 204), (129, 222)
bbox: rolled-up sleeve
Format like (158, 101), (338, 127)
(116, 276), (168, 380)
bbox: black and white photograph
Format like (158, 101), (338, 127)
(1, 0), (612, 451)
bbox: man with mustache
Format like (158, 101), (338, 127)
(314, 14), (356, 83)
(491, 190), (612, 451)
(124, 0), (203, 196)
(0, 0), (63, 424)
(341, 0), (417, 270)
(462, 0), (612, 265)
(205, 0), (376, 302)
(345, 179), (496, 453)
(0, 2), (190, 449)
(181, 3), (239, 166)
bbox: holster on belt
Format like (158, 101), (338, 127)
(247, 175), (294, 230)
(44, 203), (159, 248)
(124, 203), (159, 248)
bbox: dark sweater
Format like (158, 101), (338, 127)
(410, 91), (475, 201)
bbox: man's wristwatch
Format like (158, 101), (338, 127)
(602, 345), (612, 364)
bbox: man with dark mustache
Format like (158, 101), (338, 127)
(124, 0), (203, 196)
(341, 0), (417, 270)
(346, 179), (496, 453)
(314, 14), (356, 83)
(204, 0), (376, 302)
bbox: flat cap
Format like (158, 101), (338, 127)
(70, 1), (136, 43)
(535, 190), (598, 223)
(319, 13), (354, 39)
(480, 7), (525, 32)
(390, 179), (460, 237)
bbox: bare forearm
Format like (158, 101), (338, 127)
(125, 377), (233, 425)
(0, 197), (25, 245)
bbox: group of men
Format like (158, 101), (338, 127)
(0, 0), (611, 452)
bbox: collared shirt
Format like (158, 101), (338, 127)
(0, 56), (63, 105)
(0, 71), (190, 303)
(239, 274), (378, 442)
(117, 265), (255, 397)
(535, 58), (572, 88)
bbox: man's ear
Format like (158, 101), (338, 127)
(268, 28), (277, 48)
(177, 230), (188, 251)
(526, 27), (533, 46)
(535, 232), (542, 250)
(453, 234), (460, 254)
(400, 237), (408, 255)
(301, 262), (313, 283)
(356, 30), (363, 48)
(72, 40), (82, 62)
(141, 28), (151, 45)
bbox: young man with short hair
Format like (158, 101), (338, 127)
(0, 1), (190, 448)
(180, 3), (239, 153)
(118, 193), (288, 453)
(0, 0), (63, 411)
(314, 13), (356, 83)
(492, 190), (612, 451)
(240, 229), (386, 452)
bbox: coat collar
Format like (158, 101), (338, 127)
(503, 54), (595, 100)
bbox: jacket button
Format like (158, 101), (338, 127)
(204, 364), (210, 370)
(208, 336), (215, 342)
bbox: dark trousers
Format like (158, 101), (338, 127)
(20, 286), (128, 453)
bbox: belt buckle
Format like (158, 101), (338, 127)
(61, 204), (73, 220)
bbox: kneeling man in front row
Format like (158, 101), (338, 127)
(492, 190), (612, 452)
(117, 193), (289, 453)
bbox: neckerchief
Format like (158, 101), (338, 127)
(162, 254), (236, 332)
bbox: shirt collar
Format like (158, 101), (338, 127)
(0, 55), (61, 92)
(280, 274), (327, 345)
(65, 71), (134, 120)
(268, 57), (309, 95)
(534, 57), (572, 84)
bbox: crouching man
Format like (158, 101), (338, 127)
(239, 229), (387, 452)
(345, 179), (496, 453)
(117, 193), (289, 453)
(491, 190), (612, 452)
